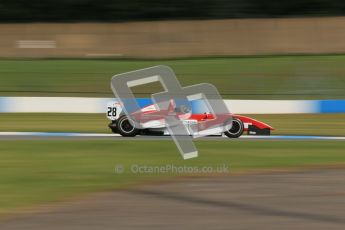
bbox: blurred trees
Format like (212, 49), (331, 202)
(1, 0), (345, 22)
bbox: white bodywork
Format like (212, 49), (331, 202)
(106, 100), (222, 136)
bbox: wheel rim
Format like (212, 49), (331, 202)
(227, 120), (242, 135)
(119, 118), (135, 134)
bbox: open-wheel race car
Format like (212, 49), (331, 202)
(106, 99), (274, 138)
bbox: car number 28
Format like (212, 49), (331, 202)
(107, 107), (117, 117)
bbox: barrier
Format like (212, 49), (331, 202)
(0, 97), (344, 114)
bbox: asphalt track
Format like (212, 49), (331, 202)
(0, 168), (344, 230)
(0, 132), (345, 140)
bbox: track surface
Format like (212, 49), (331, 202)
(0, 132), (345, 140)
(0, 169), (344, 230)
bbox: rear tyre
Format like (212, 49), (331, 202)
(224, 118), (244, 138)
(116, 115), (139, 137)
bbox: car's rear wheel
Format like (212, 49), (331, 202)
(116, 115), (139, 137)
(224, 118), (244, 138)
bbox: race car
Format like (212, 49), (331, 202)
(106, 99), (274, 138)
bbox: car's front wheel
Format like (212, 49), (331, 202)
(224, 118), (244, 138)
(116, 115), (139, 137)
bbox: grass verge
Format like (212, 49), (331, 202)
(1, 55), (345, 99)
(0, 140), (345, 215)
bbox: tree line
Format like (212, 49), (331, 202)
(1, 0), (345, 22)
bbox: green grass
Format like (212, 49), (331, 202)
(0, 113), (344, 136)
(0, 140), (345, 214)
(1, 55), (345, 99)
(0, 113), (110, 133)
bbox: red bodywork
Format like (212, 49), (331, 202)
(189, 113), (274, 132)
(134, 102), (274, 132)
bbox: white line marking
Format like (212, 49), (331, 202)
(0, 132), (344, 140)
(240, 135), (345, 140)
(0, 132), (121, 137)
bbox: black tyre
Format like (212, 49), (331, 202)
(116, 115), (139, 137)
(224, 118), (244, 138)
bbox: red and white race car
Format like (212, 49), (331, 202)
(106, 100), (274, 138)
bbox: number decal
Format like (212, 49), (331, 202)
(112, 107), (117, 116)
(107, 107), (117, 117)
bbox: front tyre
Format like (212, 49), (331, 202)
(116, 115), (139, 137)
(224, 118), (244, 138)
